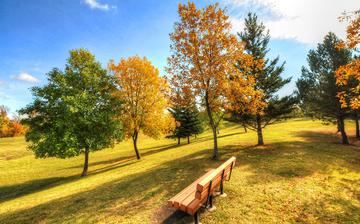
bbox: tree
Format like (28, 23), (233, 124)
(168, 107), (203, 144)
(335, 10), (360, 140)
(236, 13), (296, 145)
(0, 106), (26, 138)
(109, 56), (170, 160)
(19, 49), (123, 176)
(296, 32), (352, 144)
(167, 2), (256, 159)
(0, 106), (11, 137)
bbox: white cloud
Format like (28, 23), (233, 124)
(224, 0), (359, 45)
(84, 0), (115, 11)
(12, 72), (39, 83)
(0, 92), (10, 100)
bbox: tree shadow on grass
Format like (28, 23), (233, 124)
(0, 176), (79, 204)
(217, 130), (360, 185)
(1, 138), (201, 205)
(65, 155), (134, 169)
(0, 149), (229, 224)
(0, 160), (138, 204)
(141, 142), (179, 152)
(295, 193), (360, 223)
(66, 143), (179, 170)
(2, 129), (360, 223)
(296, 129), (360, 146)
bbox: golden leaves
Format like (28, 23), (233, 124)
(336, 10), (360, 109)
(225, 56), (267, 115)
(167, 1), (263, 115)
(109, 56), (170, 139)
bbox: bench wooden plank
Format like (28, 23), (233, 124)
(179, 190), (198, 211)
(196, 157), (236, 192)
(187, 197), (206, 215)
(168, 156), (237, 220)
(195, 165), (232, 200)
(169, 181), (197, 208)
(168, 169), (215, 208)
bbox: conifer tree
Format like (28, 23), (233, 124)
(168, 107), (203, 144)
(296, 32), (352, 144)
(236, 13), (295, 145)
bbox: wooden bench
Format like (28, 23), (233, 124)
(168, 156), (236, 224)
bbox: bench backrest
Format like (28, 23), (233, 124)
(195, 156), (236, 201)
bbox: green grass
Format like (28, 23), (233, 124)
(0, 118), (359, 223)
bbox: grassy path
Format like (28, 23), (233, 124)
(0, 119), (359, 223)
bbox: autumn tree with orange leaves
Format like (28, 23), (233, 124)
(109, 56), (172, 160)
(336, 10), (360, 109)
(0, 105), (26, 138)
(167, 2), (260, 159)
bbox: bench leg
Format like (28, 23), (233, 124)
(219, 181), (227, 197)
(207, 195), (216, 212)
(194, 211), (200, 224)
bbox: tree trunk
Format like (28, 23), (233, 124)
(132, 131), (141, 159)
(256, 114), (264, 145)
(338, 117), (349, 145)
(355, 116), (360, 139)
(211, 126), (218, 159)
(205, 93), (218, 159)
(177, 137), (180, 145)
(81, 146), (89, 177)
(336, 119), (341, 133)
(243, 123), (247, 133)
(187, 136), (190, 144)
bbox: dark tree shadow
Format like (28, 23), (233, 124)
(0, 149), (229, 224)
(0, 176), (78, 203)
(1, 128), (360, 223)
(0, 160), (138, 204)
(66, 143), (179, 170)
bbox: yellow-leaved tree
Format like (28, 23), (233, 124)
(167, 2), (259, 159)
(109, 56), (171, 159)
(336, 10), (360, 109)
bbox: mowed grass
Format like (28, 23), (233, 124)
(0, 118), (360, 223)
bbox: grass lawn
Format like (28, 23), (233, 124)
(0, 118), (360, 223)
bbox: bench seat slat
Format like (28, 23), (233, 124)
(168, 169), (215, 210)
(168, 156), (237, 218)
(195, 165), (232, 200)
(196, 157), (236, 192)
(169, 181), (198, 208)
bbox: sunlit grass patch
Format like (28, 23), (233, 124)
(0, 118), (359, 223)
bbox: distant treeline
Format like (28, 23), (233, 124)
(0, 106), (26, 138)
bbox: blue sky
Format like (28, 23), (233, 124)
(0, 0), (358, 114)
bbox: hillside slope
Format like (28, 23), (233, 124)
(0, 119), (359, 223)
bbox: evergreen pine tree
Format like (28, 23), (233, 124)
(296, 32), (352, 144)
(237, 13), (296, 145)
(168, 107), (203, 144)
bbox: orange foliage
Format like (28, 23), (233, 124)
(336, 10), (360, 109)
(225, 57), (267, 115)
(109, 56), (172, 140)
(0, 106), (26, 138)
(167, 2), (262, 118)
(167, 2), (263, 158)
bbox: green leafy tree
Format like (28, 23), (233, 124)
(296, 32), (352, 144)
(237, 13), (295, 145)
(20, 49), (123, 176)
